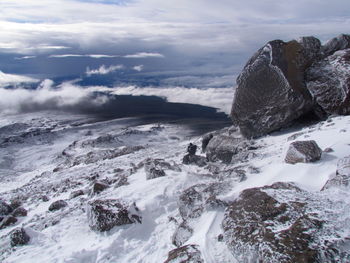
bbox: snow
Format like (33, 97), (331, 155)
(1, 111), (350, 262)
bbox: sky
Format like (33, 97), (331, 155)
(0, 0), (350, 86)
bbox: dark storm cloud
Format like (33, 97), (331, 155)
(0, 0), (349, 80)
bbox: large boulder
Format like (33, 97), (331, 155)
(285, 140), (322, 164)
(164, 244), (204, 263)
(231, 38), (317, 138)
(222, 182), (345, 262)
(306, 49), (350, 115)
(87, 199), (141, 232)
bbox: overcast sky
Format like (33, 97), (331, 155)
(0, 0), (349, 83)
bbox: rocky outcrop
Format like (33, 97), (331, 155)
(231, 34), (350, 138)
(10, 228), (30, 247)
(306, 49), (350, 115)
(222, 182), (345, 263)
(87, 199), (141, 232)
(285, 140), (322, 164)
(0, 201), (12, 216)
(164, 244), (204, 263)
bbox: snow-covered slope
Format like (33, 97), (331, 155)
(1, 112), (350, 262)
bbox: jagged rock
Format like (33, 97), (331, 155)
(10, 228), (30, 247)
(0, 200), (12, 216)
(172, 221), (193, 247)
(201, 134), (213, 152)
(69, 189), (85, 199)
(0, 216), (17, 229)
(323, 147), (334, 153)
(164, 244), (204, 263)
(285, 140), (322, 164)
(87, 199), (141, 232)
(222, 182), (338, 263)
(321, 34), (350, 57)
(92, 181), (109, 194)
(306, 49), (350, 115)
(182, 154), (207, 167)
(231, 38), (316, 138)
(322, 156), (350, 190)
(41, 195), (49, 202)
(9, 199), (22, 210)
(178, 183), (223, 220)
(48, 200), (68, 211)
(12, 207), (27, 217)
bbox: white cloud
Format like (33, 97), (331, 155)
(49, 54), (119, 58)
(124, 52), (164, 58)
(15, 56), (36, 60)
(86, 64), (124, 76)
(0, 71), (39, 87)
(133, 65), (144, 71)
(0, 80), (108, 114)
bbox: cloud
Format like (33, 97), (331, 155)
(132, 65), (144, 71)
(0, 80), (108, 114)
(0, 0), (349, 78)
(14, 56), (36, 60)
(49, 54), (119, 58)
(124, 52), (164, 58)
(86, 64), (124, 76)
(0, 71), (39, 87)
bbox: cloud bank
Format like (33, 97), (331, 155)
(0, 71), (39, 87)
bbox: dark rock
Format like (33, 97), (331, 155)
(187, 143), (197, 155)
(164, 244), (204, 263)
(217, 234), (224, 242)
(205, 135), (247, 163)
(70, 189), (85, 199)
(48, 200), (68, 211)
(10, 228), (30, 247)
(321, 34), (350, 57)
(0, 200), (12, 216)
(231, 39), (315, 138)
(322, 156), (350, 190)
(0, 216), (18, 229)
(172, 221), (193, 247)
(93, 181), (109, 194)
(306, 49), (350, 115)
(182, 154), (207, 167)
(41, 195), (49, 202)
(9, 199), (22, 210)
(87, 199), (141, 232)
(12, 207), (27, 217)
(222, 183), (332, 262)
(285, 140), (322, 164)
(201, 134), (213, 152)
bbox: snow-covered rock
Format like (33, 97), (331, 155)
(48, 200), (68, 211)
(285, 140), (322, 164)
(10, 228), (30, 247)
(322, 155), (350, 190)
(0, 200), (12, 216)
(307, 49), (350, 115)
(222, 182), (349, 263)
(321, 34), (350, 57)
(87, 199), (141, 232)
(164, 244), (204, 263)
